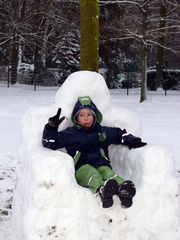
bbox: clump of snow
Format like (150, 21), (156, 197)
(12, 71), (180, 240)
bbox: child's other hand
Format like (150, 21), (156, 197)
(48, 108), (65, 128)
(128, 140), (147, 149)
(122, 134), (147, 149)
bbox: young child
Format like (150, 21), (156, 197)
(42, 96), (146, 208)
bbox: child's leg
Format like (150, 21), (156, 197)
(97, 166), (124, 185)
(75, 164), (103, 193)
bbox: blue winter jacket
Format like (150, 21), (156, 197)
(42, 97), (127, 171)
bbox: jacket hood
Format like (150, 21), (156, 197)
(71, 96), (103, 127)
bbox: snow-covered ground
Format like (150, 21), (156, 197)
(0, 80), (180, 239)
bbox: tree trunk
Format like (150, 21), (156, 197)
(140, 1), (148, 102)
(10, 36), (19, 85)
(80, 0), (99, 72)
(155, 3), (167, 90)
(140, 46), (148, 102)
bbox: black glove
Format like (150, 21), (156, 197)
(128, 139), (147, 149)
(48, 108), (65, 128)
(122, 134), (147, 149)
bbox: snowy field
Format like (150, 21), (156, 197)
(0, 81), (180, 239)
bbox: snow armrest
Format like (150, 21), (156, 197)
(109, 144), (178, 192)
(16, 148), (76, 197)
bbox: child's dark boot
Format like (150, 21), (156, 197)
(99, 179), (119, 208)
(117, 180), (136, 208)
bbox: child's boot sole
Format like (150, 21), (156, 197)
(118, 180), (136, 208)
(99, 179), (119, 208)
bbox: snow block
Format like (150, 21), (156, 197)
(12, 71), (180, 240)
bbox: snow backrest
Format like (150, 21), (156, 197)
(21, 71), (141, 152)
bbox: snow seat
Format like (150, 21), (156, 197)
(12, 71), (180, 240)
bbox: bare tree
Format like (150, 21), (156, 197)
(99, 0), (180, 101)
(2, 0), (29, 84)
(8, 0), (20, 84)
(155, 2), (167, 89)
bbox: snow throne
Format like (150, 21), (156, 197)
(12, 71), (180, 240)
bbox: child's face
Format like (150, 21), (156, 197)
(77, 109), (94, 129)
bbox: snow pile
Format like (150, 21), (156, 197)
(0, 154), (16, 220)
(12, 71), (180, 240)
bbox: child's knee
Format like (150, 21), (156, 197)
(88, 173), (103, 188)
(98, 166), (115, 179)
(75, 164), (103, 193)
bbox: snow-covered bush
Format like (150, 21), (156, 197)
(17, 63), (34, 84)
(116, 72), (141, 89)
(17, 64), (62, 86)
(147, 68), (180, 90)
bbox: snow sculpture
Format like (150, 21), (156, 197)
(12, 71), (180, 240)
